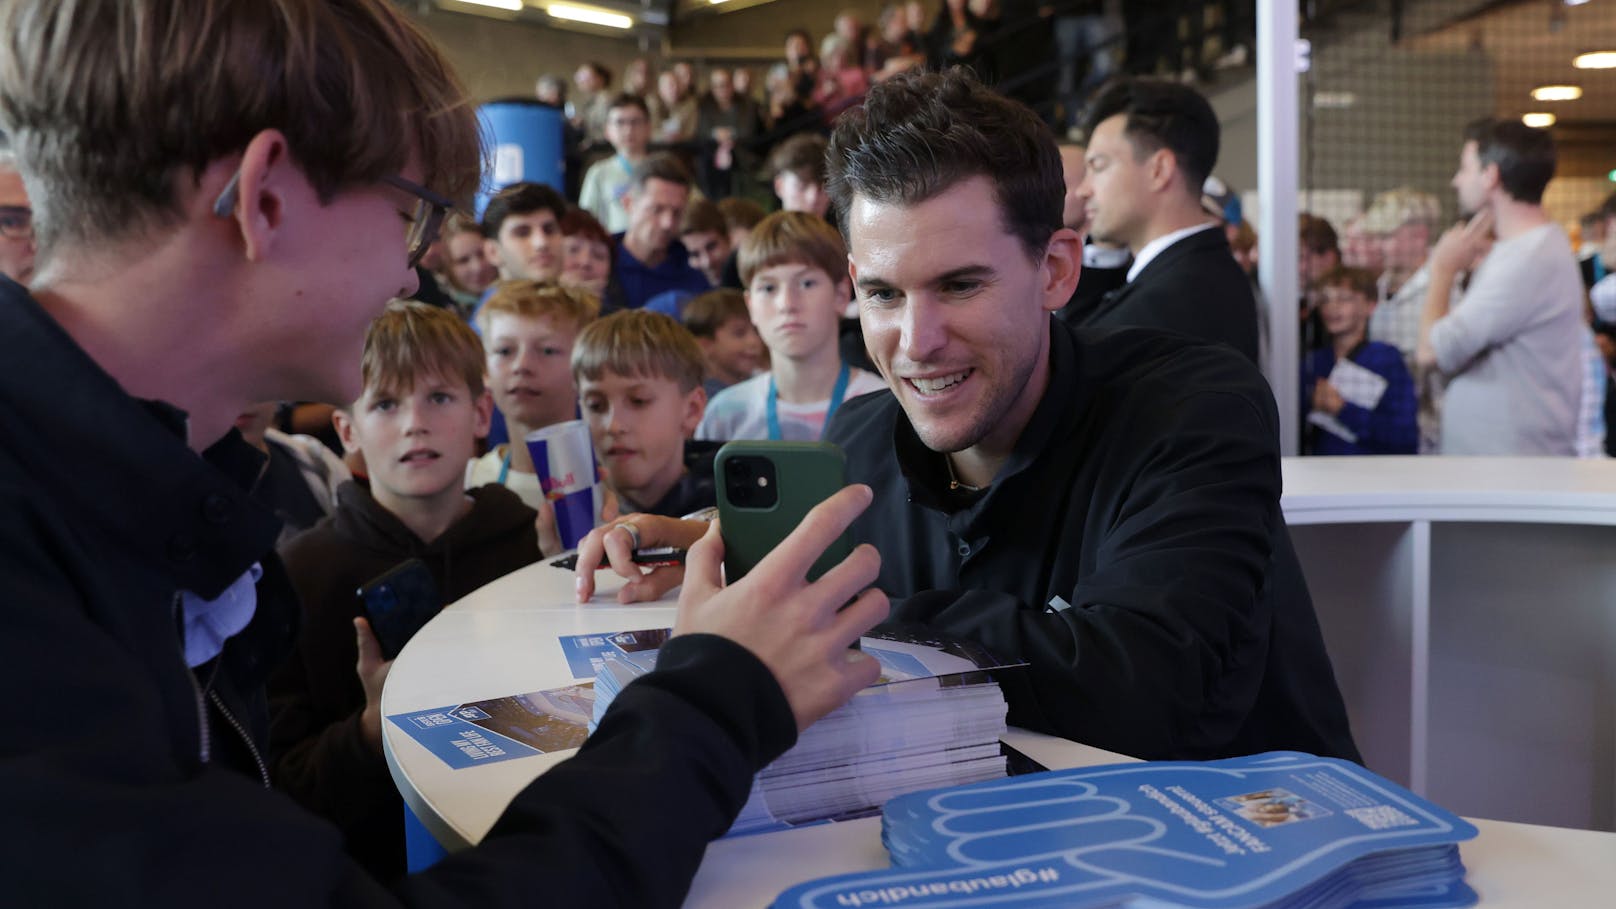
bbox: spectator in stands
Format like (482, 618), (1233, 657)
(1300, 267), (1417, 456)
(719, 196), (768, 249)
(697, 211), (885, 442)
(0, 148), (35, 284)
(578, 94), (651, 234)
(272, 302), (538, 879)
(871, 2), (927, 80)
(1073, 77), (1260, 363)
(1360, 188), (1446, 452)
(613, 153), (710, 311)
(559, 206), (615, 304)
(680, 198), (733, 288)
(655, 70), (697, 144)
(1339, 213), (1384, 276)
(467, 281), (600, 513)
(784, 27), (821, 103)
(587, 67), (1360, 765)
(683, 288), (765, 397)
(694, 66), (763, 200)
(1054, 0), (1124, 130)
(0, 0), (883, 902)
(439, 213), (497, 315)
(1052, 140), (1129, 325)
(1417, 118), (1584, 456)
(575, 310), (717, 517)
(622, 57), (664, 126)
(733, 65), (757, 100)
(570, 61), (613, 147)
(927, 0), (995, 83)
(814, 34), (872, 122)
(481, 181), (567, 293)
(1298, 213), (1340, 351)
(769, 133), (832, 221)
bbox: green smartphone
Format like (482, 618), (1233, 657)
(715, 440), (853, 585)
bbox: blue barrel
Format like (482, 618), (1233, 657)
(475, 99), (565, 219)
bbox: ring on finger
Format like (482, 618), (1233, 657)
(615, 521), (642, 552)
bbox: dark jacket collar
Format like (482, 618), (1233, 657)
(1123, 225), (1232, 290)
(0, 278), (280, 598)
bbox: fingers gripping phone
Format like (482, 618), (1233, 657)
(356, 558), (442, 661)
(715, 441), (853, 585)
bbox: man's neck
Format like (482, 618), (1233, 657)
(1491, 198), (1549, 242)
(1332, 328), (1365, 360)
(33, 241), (249, 452)
(1133, 203), (1215, 254)
(617, 148), (645, 166)
(943, 330), (1053, 490)
(772, 344), (842, 404)
(622, 233), (667, 268)
(375, 485), (473, 545)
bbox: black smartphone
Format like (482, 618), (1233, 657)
(356, 559), (442, 660)
(716, 441), (852, 584)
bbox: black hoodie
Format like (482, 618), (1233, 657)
(269, 480), (540, 880)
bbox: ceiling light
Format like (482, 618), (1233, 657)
(1574, 51), (1616, 69)
(452, 0), (523, 9)
(1565, 0), (1591, 6)
(547, 3), (632, 27)
(1522, 112), (1557, 128)
(1531, 85), (1583, 101)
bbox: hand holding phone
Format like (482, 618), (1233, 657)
(716, 441), (853, 584)
(356, 559), (442, 660)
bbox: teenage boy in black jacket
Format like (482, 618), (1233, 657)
(577, 69), (1359, 765)
(0, 0), (885, 904)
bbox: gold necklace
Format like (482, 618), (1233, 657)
(945, 456), (982, 493)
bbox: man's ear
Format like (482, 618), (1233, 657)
(1145, 147), (1179, 196)
(332, 406), (361, 455)
(1040, 228), (1083, 314)
(220, 129), (295, 263)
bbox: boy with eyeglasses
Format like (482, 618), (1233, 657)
(0, 0), (883, 903)
(0, 148), (34, 283)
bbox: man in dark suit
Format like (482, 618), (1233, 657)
(1072, 78), (1259, 363)
(1054, 140), (1130, 325)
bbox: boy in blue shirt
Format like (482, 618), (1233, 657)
(1302, 266), (1418, 455)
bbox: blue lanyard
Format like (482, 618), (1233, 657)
(1596, 256), (1607, 284)
(767, 361), (850, 441)
(497, 448), (510, 485)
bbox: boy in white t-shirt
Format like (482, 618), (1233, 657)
(696, 211), (884, 441)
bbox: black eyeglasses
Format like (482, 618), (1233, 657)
(0, 205), (32, 241)
(212, 170), (453, 269)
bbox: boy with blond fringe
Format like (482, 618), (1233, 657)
(467, 280), (599, 511)
(575, 310), (718, 517)
(272, 301), (542, 879)
(696, 211), (885, 442)
(0, 0), (883, 900)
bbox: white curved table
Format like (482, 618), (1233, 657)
(1282, 456), (1616, 832)
(383, 553), (1616, 906)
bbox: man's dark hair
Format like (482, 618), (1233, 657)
(768, 133), (829, 185)
(1080, 77), (1220, 199)
(1298, 213), (1339, 256)
(1319, 265), (1378, 303)
(826, 67), (1062, 259)
(629, 152), (693, 194)
(1463, 118), (1556, 205)
(480, 182), (567, 238)
(581, 61), (612, 85)
(680, 197), (727, 237)
(606, 92), (649, 120)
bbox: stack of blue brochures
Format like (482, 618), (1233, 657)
(773, 752), (1479, 908)
(592, 627), (1025, 836)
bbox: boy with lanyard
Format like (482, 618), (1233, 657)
(1300, 266), (1418, 456)
(577, 93), (651, 235)
(696, 211), (885, 442)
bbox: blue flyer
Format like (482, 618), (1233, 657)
(556, 627), (671, 679)
(775, 752), (1479, 909)
(386, 682), (595, 770)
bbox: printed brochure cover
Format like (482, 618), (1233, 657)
(774, 752), (1479, 909)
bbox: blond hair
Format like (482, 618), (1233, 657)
(738, 210), (847, 288)
(476, 280), (600, 337)
(573, 310), (707, 393)
(360, 300), (486, 401)
(0, 0), (482, 255)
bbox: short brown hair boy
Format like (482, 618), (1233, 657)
(1318, 265), (1378, 304)
(476, 280), (601, 338)
(738, 210), (847, 288)
(683, 288), (750, 339)
(360, 299), (487, 399)
(573, 310), (707, 393)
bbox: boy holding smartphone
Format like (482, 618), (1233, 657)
(272, 300), (542, 878)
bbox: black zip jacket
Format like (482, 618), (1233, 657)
(0, 277), (796, 906)
(827, 318), (1360, 763)
(270, 480), (542, 879)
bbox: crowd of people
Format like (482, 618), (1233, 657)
(0, 0), (1597, 904)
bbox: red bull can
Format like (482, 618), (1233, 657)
(524, 420), (602, 550)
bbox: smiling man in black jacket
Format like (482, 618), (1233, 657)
(0, 0), (885, 905)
